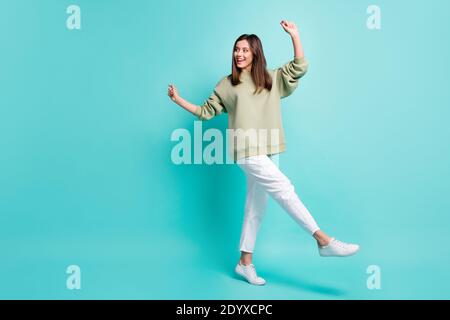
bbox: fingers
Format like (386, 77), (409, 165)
(167, 84), (177, 99)
(280, 20), (296, 28)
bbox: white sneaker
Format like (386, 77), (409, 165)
(235, 263), (266, 285)
(318, 238), (360, 257)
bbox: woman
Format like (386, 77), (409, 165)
(168, 20), (359, 286)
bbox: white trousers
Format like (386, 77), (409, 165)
(236, 154), (320, 253)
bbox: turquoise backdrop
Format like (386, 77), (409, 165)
(1, 0), (449, 299)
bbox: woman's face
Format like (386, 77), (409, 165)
(234, 39), (253, 71)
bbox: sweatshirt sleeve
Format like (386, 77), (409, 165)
(194, 84), (228, 121)
(276, 56), (309, 98)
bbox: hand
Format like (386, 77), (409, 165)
(167, 84), (180, 103)
(280, 20), (299, 37)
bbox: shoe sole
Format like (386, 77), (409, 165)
(235, 268), (266, 286)
(319, 247), (360, 257)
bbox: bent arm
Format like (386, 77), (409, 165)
(168, 83), (227, 121)
(277, 21), (308, 98)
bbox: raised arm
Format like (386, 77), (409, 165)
(280, 20), (304, 59)
(277, 20), (309, 98)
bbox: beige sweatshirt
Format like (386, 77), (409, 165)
(194, 56), (308, 162)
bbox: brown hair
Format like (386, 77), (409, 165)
(229, 34), (272, 94)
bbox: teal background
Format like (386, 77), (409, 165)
(1, 0), (449, 299)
